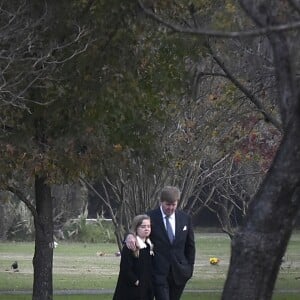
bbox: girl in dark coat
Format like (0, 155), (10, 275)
(113, 214), (154, 300)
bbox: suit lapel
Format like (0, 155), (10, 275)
(153, 208), (167, 232)
(174, 211), (183, 243)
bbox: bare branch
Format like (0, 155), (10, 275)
(5, 185), (37, 219)
(0, 2), (91, 111)
(138, 0), (300, 38)
(207, 43), (283, 131)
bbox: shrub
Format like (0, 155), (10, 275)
(62, 217), (115, 243)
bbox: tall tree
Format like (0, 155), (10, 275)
(137, 0), (300, 298)
(222, 1), (300, 299)
(0, 1), (164, 299)
(0, 1), (93, 298)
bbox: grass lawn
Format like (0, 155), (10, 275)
(1, 230), (300, 299)
(1, 293), (300, 300)
(0, 294), (221, 300)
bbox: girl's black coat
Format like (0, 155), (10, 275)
(113, 243), (153, 300)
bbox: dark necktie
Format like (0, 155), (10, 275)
(165, 216), (174, 243)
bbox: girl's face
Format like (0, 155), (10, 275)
(136, 219), (151, 240)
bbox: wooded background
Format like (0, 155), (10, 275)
(1, 1), (300, 299)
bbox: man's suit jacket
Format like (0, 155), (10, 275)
(147, 207), (195, 286)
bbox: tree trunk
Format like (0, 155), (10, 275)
(32, 175), (54, 300)
(0, 196), (9, 240)
(222, 113), (300, 299)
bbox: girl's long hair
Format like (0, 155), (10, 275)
(130, 214), (151, 257)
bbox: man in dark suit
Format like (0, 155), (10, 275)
(126, 186), (195, 300)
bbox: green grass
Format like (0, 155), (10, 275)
(1, 294), (300, 300)
(0, 295), (219, 300)
(1, 231), (300, 299)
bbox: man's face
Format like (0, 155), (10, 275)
(161, 201), (177, 216)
